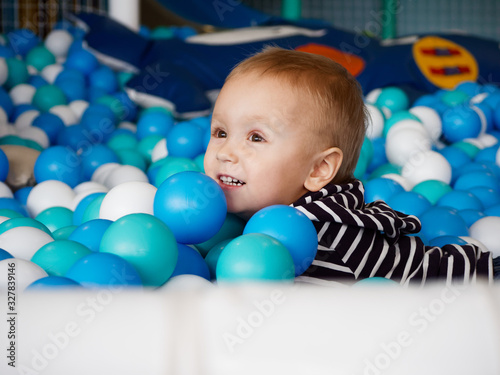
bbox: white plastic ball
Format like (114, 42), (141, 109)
(470, 105), (489, 134)
(477, 133), (498, 148)
(118, 121), (137, 133)
(73, 181), (109, 195)
(27, 65), (37, 75)
(401, 150), (452, 188)
(40, 63), (64, 84)
(0, 259), (48, 292)
(463, 138), (484, 150)
(459, 236), (489, 253)
(0, 58), (7, 86)
(0, 216), (10, 225)
(44, 29), (73, 58)
(386, 123), (431, 167)
(91, 162), (121, 184)
(160, 274), (213, 291)
(365, 88), (382, 104)
(103, 165), (149, 189)
(26, 180), (76, 217)
(49, 104), (78, 126)
(68, 100), (89, 121)
(14, 109), (40, 130)
(379, 173), (412, 191)
(469, 217), (500, 257)
(0, 107), (7, 124)
(409, 106), (442, 141)
(470, 92), (488, 105)
(0, 181), (13, 198)
(17, 126), (50, 148)
(0, 227), (53, 260)
(99, 181), (157, 221)
(151, 138), (168, 163)
(9, 83), (36, 105)
(364, 103), (384, 139)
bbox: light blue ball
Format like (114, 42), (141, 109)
(468, 186), (500, 209)
(458, 209), (485, 227)
(484, 204), (500, 216)
(68, 219), (113, 252)
(34, 145), (83, 188)
(436, 190), (484, 211)
(366, 137), (388, 173)
(14, 186), (32, 206)
(454, 171), (498, 192)
(419, 206), (469, 241)
(81, 144), (119, 180)
(364, 177), (405, 204)
(0, 198), (28, 216)
(243, 205), (318, 276)
(442, 105), (482, 143)
(27, 276), (82, 290)
(65, 252), (143, 288)
(170, 244), (210, 280)
(136, 111), (175, 140)
(216, 233), (295, 282)
(474, 145), (499, 164)
(166, 121), (205, 159)
(153, 171), (227, 244)
(428, 235), (468, 248)
(387, 191), (431, 217)
(471, 102), (494, 132)
(455, 81), (481, 97)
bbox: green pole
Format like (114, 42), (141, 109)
(381, 0), (397, 39)
(282, 0), (302, 21)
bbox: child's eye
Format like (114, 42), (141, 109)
(248, 133), (265, 142)
(212, 129), (227, 138)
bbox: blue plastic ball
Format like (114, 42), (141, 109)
(366, 137), (388, 173)
(419, 206), (469, 241)
(437, 190), (484, 211)
(34, 145), (83, 188)
(89, 65), (118, 94)
(458, 209), (485, 227)
(72, 192), (106, 226)
(474, 145), (499, 164)
(484, 204), (500, 216)
(27, 276), (82, 289)
(375, 87), (409, 113)
(80, 103), (117, 143)
(455, 81), (481, 97)
(32, 112), (65, 145)
(170, 244), (210, 280)
(216, 233), (295, 282)
(363, 177), (405, 204)
(0, 148), (9, 181)
(56, 124), (90, 152)
(166, 121), (205, 159)
(472, 102), (494, 132)
(81, 144), (119, 180)
(454, 171), (498, 192)
(0, 86), (14, 118)
(153, 171), (227, 244)
(64, 48), (99, 76)
(65, 252), (143, 288)
(54, 77), (86, 102)
(111, 91), (137, 122)
(243, 205), (318, 276)
(68, 219), (113, 252)
(204, 239), (231, 280)
(0, 248), (13, 261)
(14, 186), (32, 206)
(442, 105), (482, 143)
(428, 235), (468, 248)
(28, 74), (48, 89)
(136, 110), (175, 140)
(0, 198), (28, 216)
(7, 29), (40, 56)
(469, 186), (500, 209)
(386, 191), (431, 217)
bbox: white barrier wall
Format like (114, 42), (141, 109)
(1, 281), (500, 374)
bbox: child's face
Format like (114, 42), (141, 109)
(204, 73), (321, 220)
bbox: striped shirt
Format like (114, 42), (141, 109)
(292, 180), (493, 287)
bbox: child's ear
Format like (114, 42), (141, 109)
(304, 147), (343, 191)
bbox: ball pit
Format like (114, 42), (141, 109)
(0, 25), (499, 295)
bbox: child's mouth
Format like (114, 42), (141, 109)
(219, 175), (246, 187)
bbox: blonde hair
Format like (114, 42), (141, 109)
(226, 46), (367, 183)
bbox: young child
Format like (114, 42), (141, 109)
(203, 46), (499, 286)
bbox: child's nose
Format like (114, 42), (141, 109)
(216, 140), (238, 163)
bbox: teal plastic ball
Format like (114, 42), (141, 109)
(26, 45), (56, 72)
(32, 84), (67, 112)
(216, 233), (295, 282)
(31, 239), (92, 276)
(99, 213), (178, 287)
